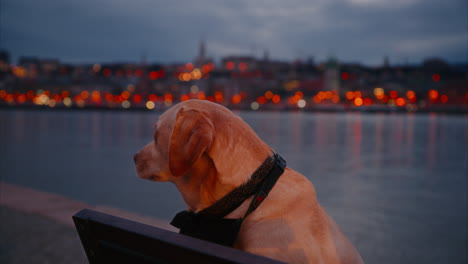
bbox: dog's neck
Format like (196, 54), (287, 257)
(173, 147), (271, 213)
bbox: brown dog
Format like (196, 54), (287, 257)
(134, 99), (364, 264)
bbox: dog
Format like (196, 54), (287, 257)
(134, 99), (364, 264)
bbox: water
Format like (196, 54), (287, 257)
(1, 109), (467, 263)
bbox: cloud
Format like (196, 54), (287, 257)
(1, 0), (466, 64)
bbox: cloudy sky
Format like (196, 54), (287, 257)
(1, 0), (467, 66)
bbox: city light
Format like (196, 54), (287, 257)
(225, 61), (235, 70)
(429, 89), (439, 101)
(341, 72), (349, 81)
(251, 102), (259, 110)
(232, 94), (242, 104)
(354, 97), (363, 107)
(214, 91), (224, 103)
(63, 97), (72, 107)
(374, 88), (384, 99)
(395, 97), (406, 107)
(149, 71), (159, 80)
(122, 100), (131, 109)
(146, 101), (155, 110)
(440, 95), (448, 103)
(297, 99), (306, 108)
(1, 52), (466, 113)
(272, 94), (281, 104)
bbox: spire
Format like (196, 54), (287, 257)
(199, 39), (206, 60)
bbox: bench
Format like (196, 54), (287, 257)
(73, 209), (285, 264)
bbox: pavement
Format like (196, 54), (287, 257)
(0, 182), (176, 263)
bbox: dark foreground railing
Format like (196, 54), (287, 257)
(73, 209), (285, 264)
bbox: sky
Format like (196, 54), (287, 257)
(1, 0), (467, 66)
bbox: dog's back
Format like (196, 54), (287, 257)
(230, 168), (363, 264)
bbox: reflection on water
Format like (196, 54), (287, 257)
(1, 110), (467, 264)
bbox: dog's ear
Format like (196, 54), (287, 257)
(169, 107), (214, 177)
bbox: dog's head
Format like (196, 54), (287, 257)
(134, 100), (218, 181)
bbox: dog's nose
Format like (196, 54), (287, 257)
(133, 153), (138, 163)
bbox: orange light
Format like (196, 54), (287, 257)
(341, 72), (349, 80)
(53, 94), (62, 102)
(61, 90), (70, 98)
(428, 89), (439, 101)
(374, 88), (384, 99)
(354, 97), (363, 106)
(17, 94), (26, 103)
(239, 62), (247, 72)
(354, 91), (362, 98)
(440, 94), (448, 103)
(332, 95), (340, 104)
(406, 90), (416, 99)
(26, 90), (35, 100)
(164, 93), (173, 103)
(181, 94), (190, 101)
(5, 94), (14, 103)
(91, 91), (100, 103)
(345, 91), (354, 100)
(148, 94), (157, 102)
(0, 90), (6, 99)
(197, 91), (206, 100)
(133, 94), (142, 104)
(395, 97), (406, 107)
(105, 93), (114, 103)
(381, 95), (389, 103)
(113, 95), (122, 103)
(272, 94), (281, 104)
(81, 91), (90, 99)
(149, 71), (159, 80)
(257, 96), (267, 105)
(215, 91), (224, 103)
(313, 95), (321, 103)
(232, 94), (242, 104)
(295, 91), (304, 98)
(202, 64), (210, 73)
(226, 61), (235, 70)
(363, 98), (372, 106)
(389, 90), (398, 99)
(183, 73), (191, 82)
(317, 91), (325, 100)
(121, 91), (130, 100)
(185, 63), (194, 71)
(265, 91), (273, 100)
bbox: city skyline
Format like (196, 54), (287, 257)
(2, 0), (467, 66)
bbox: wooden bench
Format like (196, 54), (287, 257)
(73, 209), (285, 264)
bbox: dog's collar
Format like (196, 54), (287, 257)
(199, 153), (285, 218)
(170, 153), (286, 247)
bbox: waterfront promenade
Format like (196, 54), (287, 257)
(0, 182), (176, 263)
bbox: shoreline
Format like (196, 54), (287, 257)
(1, 104), (468, 115)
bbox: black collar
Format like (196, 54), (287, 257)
(170, 153), (286, 247)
